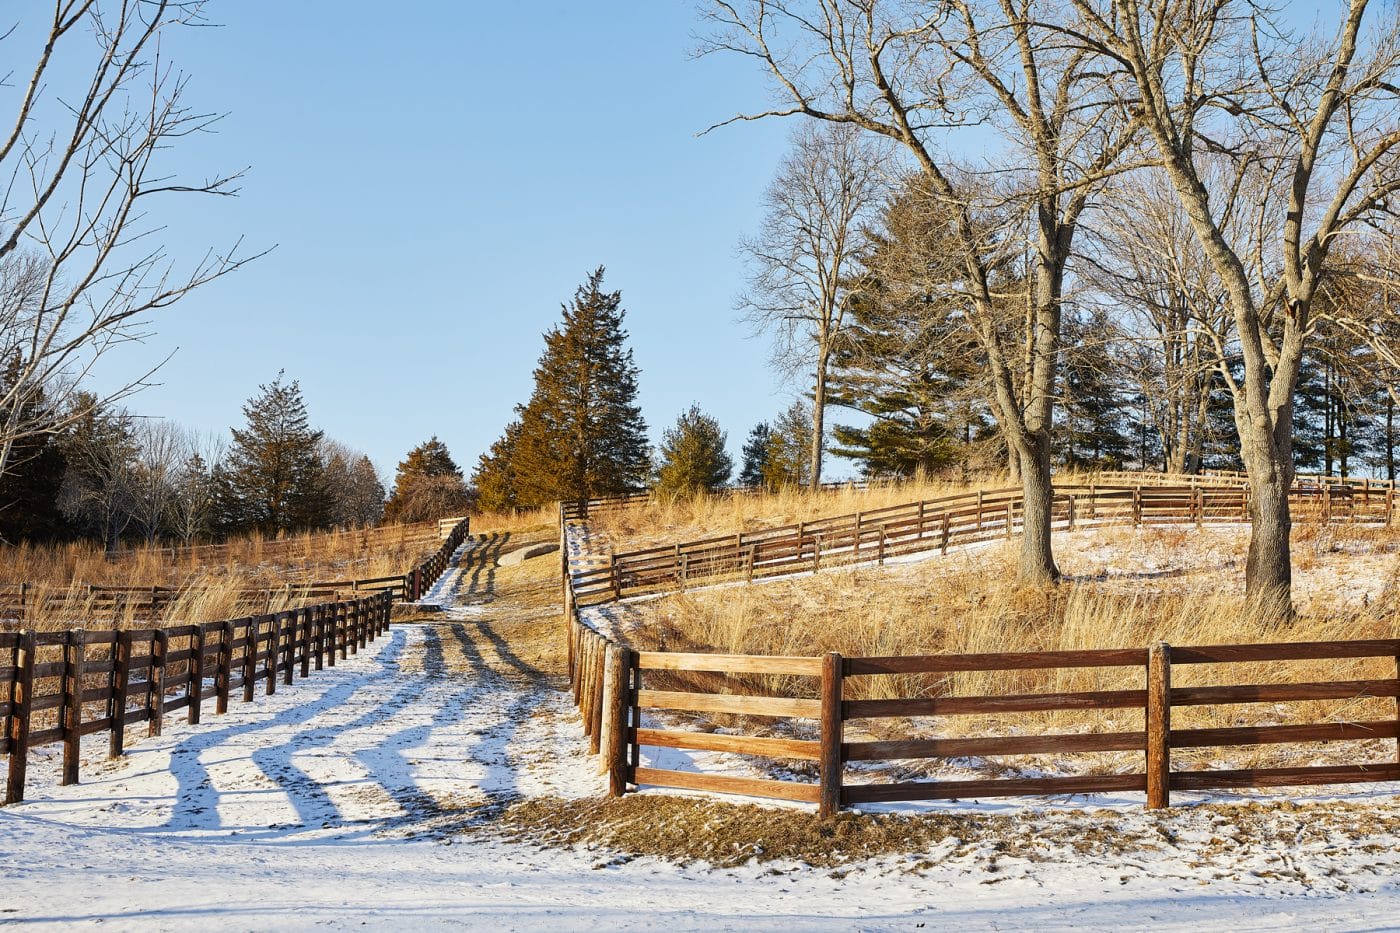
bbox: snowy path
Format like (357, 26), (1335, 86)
(2, 541), (1399, 930)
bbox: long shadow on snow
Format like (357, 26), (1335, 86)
(148, 627), (410, 835)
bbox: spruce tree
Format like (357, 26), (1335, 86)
(738, 423), (773, 487)
(498, 268), (649, 506)
(219, 373), (329, 534)
(655, 405), (732, 496)
(764, 402), (814, 488)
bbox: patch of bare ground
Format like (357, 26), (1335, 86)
(492, 794), (1400, 886)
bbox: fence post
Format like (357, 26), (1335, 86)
(312, 606), (324, 672)
(819, 651), (844, 818)
(216, 620), (233, 715)
(745, 544), (756, 583)
(610, 549), (621, 601)
(1067, 495), (1076, 531)
(1132, 487), (1142, 526)
(813, 533), (822, 572)
(606, 646), (632, 797)
(877, 524), (887, 566)
(941, 512), (950, 554)
(243, 619), (258, 703)
(110, 630), (131, 757)
(61, 628), (84, 785)
(265, 616), (278, 696)
(5, 630), (34, 804)
(1146, 641), (1172, 810)
(282, 613), (294, 686)
(149, 629), (167, 737)
(189, 623), (205, 725)
(976, 490), (984, 532)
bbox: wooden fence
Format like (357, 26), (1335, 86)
(560, 488), (1400, 815)
(572, 482), (1395, 605)
(0, 520), (470, 625)
(0, 518), (472, 805)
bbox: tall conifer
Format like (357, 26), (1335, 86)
(499, 268), (649, 506)
(218, 373), (328, 533)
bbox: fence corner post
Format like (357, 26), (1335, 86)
(819, 651), (844, 818)
(605, 645), (631, 797)
(1146, 641), (1172, 810)
(61, 628), (85, 785)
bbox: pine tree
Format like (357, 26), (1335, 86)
(0, 358), (68, 542)
(655, 405), (732, 496)
(219, 373), (329, 534)
(491, 268), (650, 507)
(764, 402), (814, 488)
(738, 423), (773, 487)
(1058, 309), (1134, 469)
(383, 436), (471, 522)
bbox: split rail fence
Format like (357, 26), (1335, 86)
(561, 481), (1400, 816)
(569, 482), (1396, 605)
(0, 518), (471, 805)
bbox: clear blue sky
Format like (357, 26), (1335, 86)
(86, 1), (815, 480)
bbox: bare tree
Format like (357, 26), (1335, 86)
(167, 428), (223, 544)
(739, 122), (888, 485)
(1071, 0), (1400, 610)
(127, 418), (184, 544)
(0, 1), (260, 480)
(701, 0), (1142, 583)
(1086, 171), (1233, 473)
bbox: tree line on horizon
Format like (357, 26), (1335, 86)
(0, 370), (473, 550)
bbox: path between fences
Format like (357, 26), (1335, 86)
(0, 538), (598, 852)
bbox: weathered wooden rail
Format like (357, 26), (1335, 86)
(572, 482), (1395, 605)
(561, 482), (1400, 815)
(0, 518), (471, 805)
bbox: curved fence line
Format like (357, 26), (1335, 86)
(559, 482), (1400, 816)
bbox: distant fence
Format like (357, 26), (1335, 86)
(107, 519), (447, 565)
(0, 518), (471, 805)
(560, 483), (1400, 815)
(0, 520), (470, 625)
(572, 482), (1395, 605)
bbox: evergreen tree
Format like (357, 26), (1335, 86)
(219, 373), (329, 534)
(738, 423), (773, 487)
(654, 405), (732, 496)
(1058, 309), (1134, 469)
(472, 421), (521, 512)
(383, 436), (471, 522)
(0, 359), (68, 542)
(490, 268), (650, 507)
(764, 401), (814, 488)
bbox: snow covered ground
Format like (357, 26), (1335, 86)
(3, 540), (1400, 930)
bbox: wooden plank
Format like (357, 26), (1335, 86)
(1173, 640), (1400, 664)
(844, 688), (1146, 719)
(1171, 720), (1400, 748)
(637, 689), (822, 719)
(1170, 763), (1400, 790)
(845, 648), (1146, 675)
(1171, 679), (1400, 705)
(842, 773), (1147, 804)
(632, 766), (820, 804)
(635, 728), (821, 761)
(636, 652), (823, 676)
(844, 731), (1147, 761)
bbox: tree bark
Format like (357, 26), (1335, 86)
(1018, 438), (1059, 584)
(1244, 469), (1293, 615)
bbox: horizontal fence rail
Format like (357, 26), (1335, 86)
(1, 519), (470, 805)
(559, 479), (1400, 815)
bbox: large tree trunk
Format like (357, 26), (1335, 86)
(1244, 470), (1292, 615)
(1018, 437), (1060, 584)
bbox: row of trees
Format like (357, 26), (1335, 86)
(705, 0), (1400, 611)
(0, 371), (474, 549)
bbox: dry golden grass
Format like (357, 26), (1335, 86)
(601, 523), (1400, 776)
(589, 474), (1028, 550)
